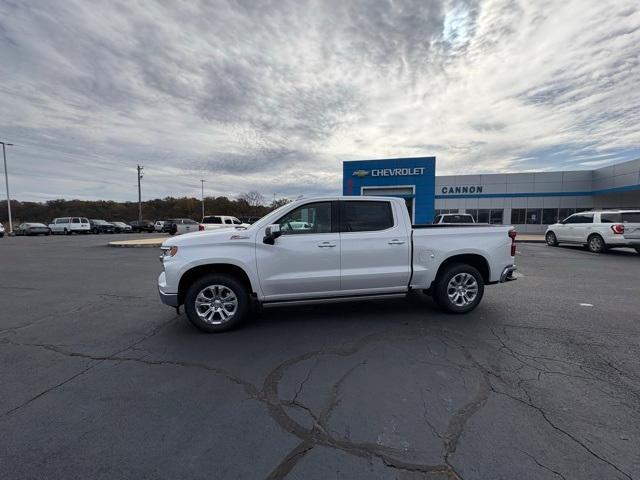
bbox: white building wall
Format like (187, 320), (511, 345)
(434, 158), (640, 231)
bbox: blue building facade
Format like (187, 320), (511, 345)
(342, 156), (640, 231)
(342, 156), (436, 224)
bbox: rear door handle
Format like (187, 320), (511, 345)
(388, 239), (406, 245)
(318, 242), (337, 248)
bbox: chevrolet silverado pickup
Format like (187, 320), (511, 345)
(158, 196), (517, 332)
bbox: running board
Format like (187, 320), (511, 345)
(261, 292), (407, 308)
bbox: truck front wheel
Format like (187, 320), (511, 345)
(434, 264), (485, 314)
(184, 274), (250, 332)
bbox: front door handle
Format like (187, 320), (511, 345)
(318, 242), (337, 248)
(388, 239), (406, 245)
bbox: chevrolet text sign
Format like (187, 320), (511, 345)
(440, 185), (483, 194)
(352, 167), (426, 177)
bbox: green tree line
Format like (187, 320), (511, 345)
(0, 195), (291, 225)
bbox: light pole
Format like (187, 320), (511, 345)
(200, 179), (206, 220)
(137, 165), (144, 222)
(1, 141), (14, 234)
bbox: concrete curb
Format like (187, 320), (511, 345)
(108, 238), (166, 248)
(517, 238), (546, 243)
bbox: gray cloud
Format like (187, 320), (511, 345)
(0, 0), (639, 202)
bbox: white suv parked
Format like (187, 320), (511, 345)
(545, 210), (640, 254)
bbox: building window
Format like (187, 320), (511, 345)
(490, 209), (503, 224)
(511, 209), (526, 224)
(476, 209), (491, 223)
(542, 208), (559, 224)
(526, 209), (542, 224)
(558, 208), (575, 222)
(435, 209), (458, 216)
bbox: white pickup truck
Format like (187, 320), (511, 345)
(158, 196), (517, 332)
(201, 215), (249, 231)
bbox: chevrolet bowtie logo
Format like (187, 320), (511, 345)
(352, 169), (370, 177)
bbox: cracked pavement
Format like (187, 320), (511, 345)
(1, 234), (639, 479)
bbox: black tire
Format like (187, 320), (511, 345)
(433, 263), (485, 314)
(545, 231), (558, 246)
(184, 274), (250, 332)
(64, 228), (69, 235)
(587, 234), (606, 253)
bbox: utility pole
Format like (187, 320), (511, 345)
(1, 141), (14, 234)
(137, 164), (144, 222)
(200, 179), (206, 220)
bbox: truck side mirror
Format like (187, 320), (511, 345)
(263, 224), (282, 245)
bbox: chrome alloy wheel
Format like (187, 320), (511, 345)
(446, 273), (479, 307)
(194, 285), (238, 325)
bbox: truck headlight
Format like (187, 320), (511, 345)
(159, 246), (178, 261)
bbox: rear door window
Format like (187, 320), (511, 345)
(340, 201), (394, 232)
(72, 218), (80, 223)
(621, 212), (640, 223)
(600, 213), (621, 223)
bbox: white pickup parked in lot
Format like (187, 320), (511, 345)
(158, 196), (517, 332)
(201, 215), (248, 230)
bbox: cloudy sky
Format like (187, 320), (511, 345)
(1, 0), (639, 202)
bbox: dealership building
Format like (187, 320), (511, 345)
(343, 156), (640, 232)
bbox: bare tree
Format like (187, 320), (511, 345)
(270, 197), (291, 210)
(239, 191), (265, 207)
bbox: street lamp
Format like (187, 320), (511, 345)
(200, 179), (206, 220)
(1, 141), (14, 234)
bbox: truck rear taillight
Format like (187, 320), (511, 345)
(198, 224), (205, 231)
(509, 229), (517, 256)
(611, 224), (624, 234)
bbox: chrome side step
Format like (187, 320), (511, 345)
(261, 292), (407, 308)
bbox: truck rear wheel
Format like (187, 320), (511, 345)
(184, 274), (250, 332)
(587, 234), (605, 253)
(434, 263), (484, 314)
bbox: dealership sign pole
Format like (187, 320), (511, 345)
(1, 141), (13, 234)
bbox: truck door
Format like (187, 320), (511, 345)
(256, 201), (341, 300)
(339, 200), (411, 293)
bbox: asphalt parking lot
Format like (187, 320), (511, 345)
(1, 234), (639, 480)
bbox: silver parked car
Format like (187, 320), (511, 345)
(15, 223), (52, 236)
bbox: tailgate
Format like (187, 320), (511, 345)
(624, 224), (640, 242)
(622, 212), (640, 243)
